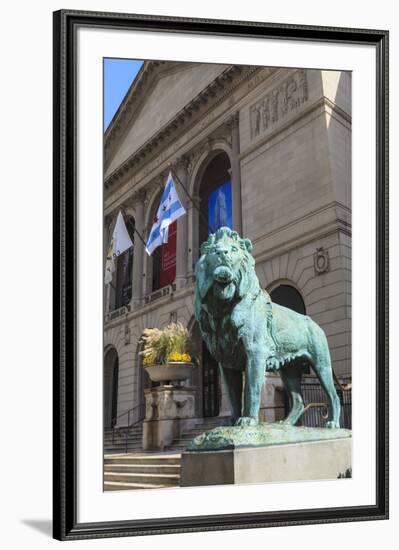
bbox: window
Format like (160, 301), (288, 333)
(150, 187), (178, 292)
(198, 152), (232, 247)
(114, 215), (135, 308)
(270, 284), (306, 315)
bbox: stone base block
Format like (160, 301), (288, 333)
(180, 438), (351, 486)
(143, 419), (179, 451)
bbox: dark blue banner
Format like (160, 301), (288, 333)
(207, 180), (232, 234)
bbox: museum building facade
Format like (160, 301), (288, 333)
(103, 61), (351, 437)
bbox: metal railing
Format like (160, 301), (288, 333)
(111, 403), (146, 453)
(299, 376), (352, 429)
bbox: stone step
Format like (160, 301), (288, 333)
(104, 481), (167, 491)
(104, 432), (143, 439)
(104, 432), (143, 437)
(104, 437), (142, 444)
(104, 428), (143, 437)
(104, 441), (143, 447)
(104, 448), (143, 454)
(104, 454), (181, 465)
(104, 471), (180, 485)
(104, 463), (180, 474)
(104, 437), (143, 443)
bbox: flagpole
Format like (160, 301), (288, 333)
(169, 165), (215, 235)
(133, 227), (147, 248)
(120, 208), (147, 248)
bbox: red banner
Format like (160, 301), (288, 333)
(159, 221), (177, 288)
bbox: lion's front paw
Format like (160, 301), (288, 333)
(325, 420), (340, 429)
(235, 416), (258, 427)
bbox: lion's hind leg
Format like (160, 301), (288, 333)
(309, 328), (341, 428)
(280, 363), (305, 426)
(312, 361), (341, 428)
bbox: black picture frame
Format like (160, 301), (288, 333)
(53, 9), (389, 541)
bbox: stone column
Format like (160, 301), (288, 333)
(228, 112), (243, 235)
(187, 195), (200, 282)
(142, 224), (151, 297)
(131, 192), (145, 308)
(104, 219), (111, 313)
(105, 215), (116, 312)
(174, 158), (189, 290)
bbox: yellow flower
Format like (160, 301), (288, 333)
(143, 355), (156, 366)
(168, 352), (191, 363)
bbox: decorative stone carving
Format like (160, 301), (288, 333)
(143, 385), (196, 450)
(131, 189), (146, 208)
(250, 70), (309, 140)
(226, 111), (239, 130)
(124, 324), (130, 345)
(314, 247), (330, 274)
(171, 154), (190, 178)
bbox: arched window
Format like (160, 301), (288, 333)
(104, 347), (119, 428)
(198, 152), (232, 247)
(270, 284), (306, 314)
(114, 215), (135, 309)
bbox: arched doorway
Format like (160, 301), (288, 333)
(194, 152), (232, 418)
(270, 284), (306, 314)
(104, 347), (119, 428)
(198, 151), (232, 248)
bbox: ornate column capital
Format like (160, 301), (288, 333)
(177, 154), (191, 172)
(104, 213), (114, 229)
(226, 111), (239, 130)
(131, 189), (147, 208)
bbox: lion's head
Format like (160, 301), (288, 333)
(194, 227), (260, 324)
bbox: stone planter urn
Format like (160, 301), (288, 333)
(144, 362), (195, 384)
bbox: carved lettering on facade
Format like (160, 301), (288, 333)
(250, 70), (308, 140)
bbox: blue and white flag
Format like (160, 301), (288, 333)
(145, 172), (186, 255)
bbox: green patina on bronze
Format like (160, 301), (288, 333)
(194, 227), (342, 430)
(187, 422), (352, 452)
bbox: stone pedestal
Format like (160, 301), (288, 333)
(143, 385), (195, 451)
(181, 437), (351, 486)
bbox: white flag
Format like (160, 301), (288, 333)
(104, 211), (134, 284)
(112, 211), (134, 256)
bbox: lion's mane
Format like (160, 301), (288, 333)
(194, 227), (266, 359)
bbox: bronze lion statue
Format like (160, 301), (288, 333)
(194, 227), (341, 428)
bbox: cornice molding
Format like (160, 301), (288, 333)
(105, 61), (175, 156)
(104, 64), (260, 192)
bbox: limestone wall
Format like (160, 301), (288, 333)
(104, 65), (351, 426)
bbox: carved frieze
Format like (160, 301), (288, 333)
(250, 70), (308, 140)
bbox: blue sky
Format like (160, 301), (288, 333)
(104, 59), (144, 130)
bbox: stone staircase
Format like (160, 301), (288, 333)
(104, 453), (181, 491)
(104, 423), (143, 454)
(103, 417), (231, 491)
